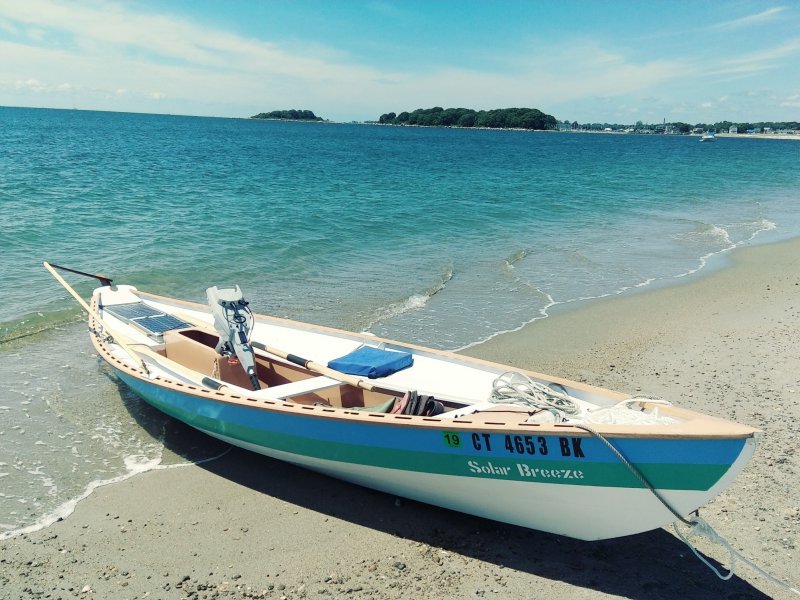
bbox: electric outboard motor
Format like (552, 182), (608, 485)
(206, 285), (261, 391)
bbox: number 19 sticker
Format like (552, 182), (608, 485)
(443, 432), (461, 448)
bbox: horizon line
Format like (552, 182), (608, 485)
(2, 103), (797, 127)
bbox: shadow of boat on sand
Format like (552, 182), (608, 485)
(118, 380), (771, 600)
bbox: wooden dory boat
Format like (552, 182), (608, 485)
(45, 263), (759, 541)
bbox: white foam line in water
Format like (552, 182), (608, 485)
(674, 219), (775, 279)
(456, 220), (778, 353)
(0, 447), (231, 541)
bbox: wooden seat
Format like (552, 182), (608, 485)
(252, 376), (342, 401)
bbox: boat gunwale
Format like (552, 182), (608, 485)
(91, 290), (760, 441)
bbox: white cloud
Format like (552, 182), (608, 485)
(710, 7), (787, 31)
(0, 0), (401, 117)
(15, 78), (47, 92)
(702, 38), (800, 85)
(0, 18), (17, 35)
(1, 0), (384, 83)
(0, 0), (798, 122)
(26, 26), (46, 41)
(1, 0), (690, 118)
(781, 94), (800, 107)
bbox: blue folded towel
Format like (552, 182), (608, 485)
(327, 346), (413, 378)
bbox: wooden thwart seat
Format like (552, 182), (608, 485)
(252, 376), (342, 401)
(161, 328), (394, 408)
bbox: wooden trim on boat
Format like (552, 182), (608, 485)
(91, 297), (759, 441)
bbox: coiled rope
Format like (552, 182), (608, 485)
(490, 371), (580, 418)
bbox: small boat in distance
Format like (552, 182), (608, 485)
(700, 131), (716, 142)
(44, 262), (759, 541)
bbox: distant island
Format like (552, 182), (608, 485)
(378, 107), (558, 130)
(251, 110), (323, 121)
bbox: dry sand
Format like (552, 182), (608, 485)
(2, 239), (799, 599)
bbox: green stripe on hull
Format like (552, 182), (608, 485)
(133, 380), (729, 491)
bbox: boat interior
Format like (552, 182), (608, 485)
(128, 326), (681, 427)
(161, 327), (401, 409)
(98, 293), (691, 427)
(101, 295), (494, 415)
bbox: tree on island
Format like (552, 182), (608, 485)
(378, 107), (558, 130)
(251, 110), (323, 121)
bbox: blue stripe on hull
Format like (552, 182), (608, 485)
(116, 371), (745, 487)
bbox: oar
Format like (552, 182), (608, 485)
(250, 341), (378, 392)
(43, 261), (225, 387)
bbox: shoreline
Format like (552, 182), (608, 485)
(2, 240), (799, 598)
(367, 121), (800, 140)
(464, 236), (800, 381)
(554, 130), (800, 141)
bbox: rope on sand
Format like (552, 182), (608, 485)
(581, 421), (799, 595)
(490, 370), (798, 593)
(673, 516), (800, 595)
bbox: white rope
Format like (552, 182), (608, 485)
(673, 516), (800, 595)
(609, 397), (673, 409)
(585, 397), (679, 425)
(490, 372), (672, 424)
(490, 371), (580, 417)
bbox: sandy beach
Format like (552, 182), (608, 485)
(2, 238), (799, 599)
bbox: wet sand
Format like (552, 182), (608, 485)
(2, 239), (799, 599)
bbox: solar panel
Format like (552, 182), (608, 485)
(104, 302), (159, 320)
(138, 314), (190, 335)
(104, 302), (191, 336)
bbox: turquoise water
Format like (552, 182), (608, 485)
(1, 106), (799, 536)
(3, 107), (800, 347)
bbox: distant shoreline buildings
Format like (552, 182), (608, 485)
(556, 119), (799, 136)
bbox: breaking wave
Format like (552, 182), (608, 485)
(674, 218), (776, 278)
(363, 264), (454, 331)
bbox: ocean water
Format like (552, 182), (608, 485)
(1, 106), (799, 537)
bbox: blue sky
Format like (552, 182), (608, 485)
(1, 0), (799, 123)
